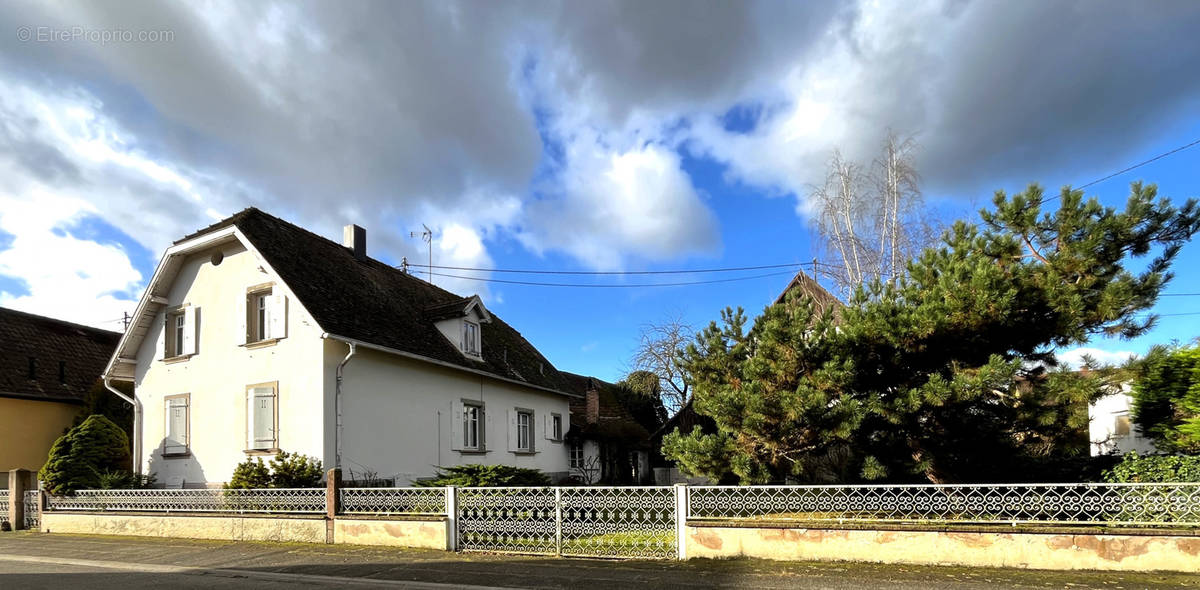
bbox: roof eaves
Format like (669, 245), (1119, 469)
(323, 332), (581, 399)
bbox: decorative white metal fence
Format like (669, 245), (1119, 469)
(0, 490), (8, 527)
(456, 486), (679, 559)
(23, 490), (39, 530)
(340, 487), (447, 515)
(457, 487), (558, 555)
(688, 483), (1200, 526)
(45, 488), (326, 514)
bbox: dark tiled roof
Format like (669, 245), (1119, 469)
(562, 371), (651, 444)
(0, 307), (120, 403)
(180, 208), (571, 394)
(424, 298), (472, 322)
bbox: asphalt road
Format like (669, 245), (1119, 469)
(0, 532), (1197, 589)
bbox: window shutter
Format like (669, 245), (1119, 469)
(239, 294), (249, 345)
(181, 306), (197, 356)
(268, 293), (287, 339)
(156, 313), (167, 360)
(528, 411), (536, 452)
(480, 405), (489, 450)
(543, 413), (552, 440)
(507, 410), (518, 452)
(450, 401), (464, 451)
(165, 398), (188, 453)
(253, 388), (276, 448)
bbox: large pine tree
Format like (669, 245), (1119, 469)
(664, 183), (1200, 484)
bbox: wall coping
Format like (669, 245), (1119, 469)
(44, 511), (327, 520)
(43, 511), (446, 523)
(335, 514), (447, 522)
(685, 518), (1200, 537)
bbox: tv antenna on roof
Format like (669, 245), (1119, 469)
(410, 223), (432, 284)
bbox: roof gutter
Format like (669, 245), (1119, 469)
(320, 333), (579, 399)
(104, 376), (142, 474)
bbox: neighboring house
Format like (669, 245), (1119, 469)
(0, 307), (120, 471)
(102, 208), (576, 488)
(561, 372), (653, 484)
(774, 268), (844, 315)
(1089, 385), (1156, 456)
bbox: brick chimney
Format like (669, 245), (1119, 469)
(343, 224), (366, 261)
(585, 386), (600, 425)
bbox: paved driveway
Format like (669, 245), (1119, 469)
(0, 532), (1196, 589)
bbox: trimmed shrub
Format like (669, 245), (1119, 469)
(96, 469), (156, 490)
(269, 451), (323, 488)
(39, 414), (131, 494)
(1103, 451), (1200, 483)
(416, 464), (550, 487)
(226, 452), (323, 489)
(226, 457), (272, 489)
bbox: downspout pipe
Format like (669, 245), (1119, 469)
(104, 376), (141, 474)
(334, 341), (357, 471)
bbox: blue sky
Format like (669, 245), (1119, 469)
(1, 1), (1199, 382)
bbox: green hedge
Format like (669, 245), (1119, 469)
(1103, 451), (1200, 483)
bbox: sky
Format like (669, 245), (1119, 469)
(1, 0), (1199, 382)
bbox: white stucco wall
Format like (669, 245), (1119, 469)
(134, 242), (327, 487)
(1088, 389), (1156, 456)
(332, 342), (572, 484)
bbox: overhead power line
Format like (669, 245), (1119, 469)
(407, 261), (812, 276)
(415, 269), (799, 288)
(1039, 136), (1200, 205)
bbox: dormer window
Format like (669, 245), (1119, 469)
(463, 321), (480, 356)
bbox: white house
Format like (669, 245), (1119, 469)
(102, 208), (576, 487)
(1088, 385), (1156, 456)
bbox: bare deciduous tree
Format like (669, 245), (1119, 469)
(811, 130), (935, 295)
(630, 314), (693, 413)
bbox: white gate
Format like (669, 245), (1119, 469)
(456, 486), (678, 559)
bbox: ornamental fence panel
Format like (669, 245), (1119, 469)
(23, 490), (39, 530)
(688, 483), (1200, 526)
(457, 487), (558, 555)
(45, 488), (326, 514)
(560, 487), (676, 559)
(339, 487), (447, 515)
(0, 490), (8, 527)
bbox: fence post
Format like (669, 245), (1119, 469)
(674, 483), (688, 560)
(445, 485), (458, 552)
(8, 469), (32, 531)
(554, 487), (563, 556)
(325, 468), (341, 544)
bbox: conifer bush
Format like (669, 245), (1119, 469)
(416, 464), (550, 487)
(39, 414), (131, 494)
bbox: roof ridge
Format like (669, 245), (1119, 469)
(0, 306), (123, 337)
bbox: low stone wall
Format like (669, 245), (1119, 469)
(41, 512), (327, 543)
(334, 516), (448, 550)
(685, 520), (1200, 573)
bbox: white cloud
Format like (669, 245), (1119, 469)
(520, 140), (719, 269)
(1058, 347), (1138, 370)
(0, 190), (142, 329)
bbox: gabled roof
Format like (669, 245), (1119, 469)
(562, 371), (652, 444)
(774, 269), (843, 319)
(0, 307), (120, 403)
(424, 295), (491, 323)
(137, 208), (572, 395)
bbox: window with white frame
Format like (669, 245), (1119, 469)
(463, 402), (482, 450)
(463, 320), (480, 356)
(164, 395), (190, 455)
(247, 383), (278, 451)
(569, 441), (583, 468)
(1114, 413), (1132, 437)
(246, 286), (286, 344)
(516, 410), (532, 452)
(552, 414), (563, 441)
(164, 306), (198, 358)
